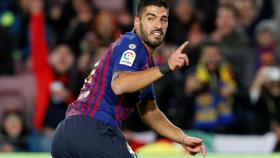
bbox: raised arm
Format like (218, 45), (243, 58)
(29, 0), (54, 130)
(111, 41), (189, 95)
(138, 100), (206, 156)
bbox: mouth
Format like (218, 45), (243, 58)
(151, 30), (163, 39)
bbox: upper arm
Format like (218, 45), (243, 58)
(110, 38), (147, 93)
(112, 38), (145, 73)
(137, 100), (158, 119)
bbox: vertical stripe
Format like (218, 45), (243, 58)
(119, 108), (134, 127)
(79, 73), (97, 113)
(117, 108), (126, 126)
(115, 95), (124, 122)
(84, 51), (110, 116)
(89, 48), (113, 117)
(80, 47), (108, 115)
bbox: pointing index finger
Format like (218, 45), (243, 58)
(175, 41), (189, 54)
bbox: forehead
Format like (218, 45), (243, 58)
(218, 7), (236, 17)
(202, 46), (220, 55)
(141, 5), (169, 17)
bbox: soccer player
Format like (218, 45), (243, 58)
(52, 0), (206, 157)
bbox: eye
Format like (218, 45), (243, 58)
(147, 17), (155, 21)
(161, 19), (167, 22)
(161, 18), (168, 23)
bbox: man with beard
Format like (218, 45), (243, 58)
(51, 0), (206, 158)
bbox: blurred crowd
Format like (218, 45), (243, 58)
(0, 0), (280, 152)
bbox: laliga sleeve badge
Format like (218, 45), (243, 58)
(119, 50), (136, 67)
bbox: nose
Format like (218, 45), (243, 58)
(154, 19), (163, 30)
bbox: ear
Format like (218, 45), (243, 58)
(134, 16), (140, 31)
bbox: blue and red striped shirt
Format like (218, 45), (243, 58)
(66, 32), (155, 127)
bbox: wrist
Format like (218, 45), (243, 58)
(173, 128), (187, 144)
(159, 62), (171, 75)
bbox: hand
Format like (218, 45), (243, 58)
(220, 86), (235, 97)
(52, 88), (70, 101)
(185, 74), (203, 94)
(167, 41), (190, 71)
(250, 67), (269, 92)
(182, 136), (206, 157)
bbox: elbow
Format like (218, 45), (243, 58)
(111, 80), (138, 95)
(111, 81), (124, 95)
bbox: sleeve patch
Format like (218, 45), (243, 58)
(119, 50), (136, 67)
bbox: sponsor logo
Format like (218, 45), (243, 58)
(119, 50), (136, 67)
(129, 44), (136, 49)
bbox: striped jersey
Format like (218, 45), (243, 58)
(66, 32), (155, 127)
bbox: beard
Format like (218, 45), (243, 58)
(139, 23), (164, 48)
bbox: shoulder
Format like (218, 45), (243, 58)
(114, 32), (146, 53)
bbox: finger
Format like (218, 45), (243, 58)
(175, 58), (185, 64)
(184, 137), (202, 146)
(175, 62), (184, 68)
(185, 146), (201, 155)
(177, 54), (189, 66)
(175, 41), (189, 54)
(201, 143), (207, 157)
(174, 58), (185, 67)
(179, 55), (189, 66)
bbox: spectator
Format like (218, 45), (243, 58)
(165, 0), (199, 45)
(254, 20), (280, 71)
(63, 0), (94, 58)
(29, 0), (77, 132)
(234, 0), (259, 41)
(0, 109), (29, 152)
(249, 66), (280, 150)
(184, 42), (237, 133)
(46, 0), (76, 44)
(43, 45), (76, 131)
(83, 11), (121, 50)
(211, 4), (253, 90)
(193, 0), (218, 34)
(211, 4), (249, 46)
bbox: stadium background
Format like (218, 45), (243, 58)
(0, 0), (280, 157)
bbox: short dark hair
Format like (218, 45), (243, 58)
(137, 0), (169, 16)
(218, 4), (239, 18)
(201, 40), (221, 53)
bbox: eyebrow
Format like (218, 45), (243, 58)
(146, 13), (156, 17)
(145, 13), (168, 19)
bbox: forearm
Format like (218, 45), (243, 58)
(249, 76), (263, 103)
(30, 12), (50, 73)
(140, 103), (185, 144)
(111, 67), (163, 95)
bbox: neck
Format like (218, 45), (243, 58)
(135, 31), (155, 56)
(142, 41), (155, 56)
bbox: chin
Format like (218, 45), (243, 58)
(152, 39), (163, 46)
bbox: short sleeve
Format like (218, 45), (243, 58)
(112, 36), (146, 73)
(139, 85), (155, 101)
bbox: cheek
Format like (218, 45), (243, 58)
(140, 24), (150, 35)
(163, 23), (168, 32)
